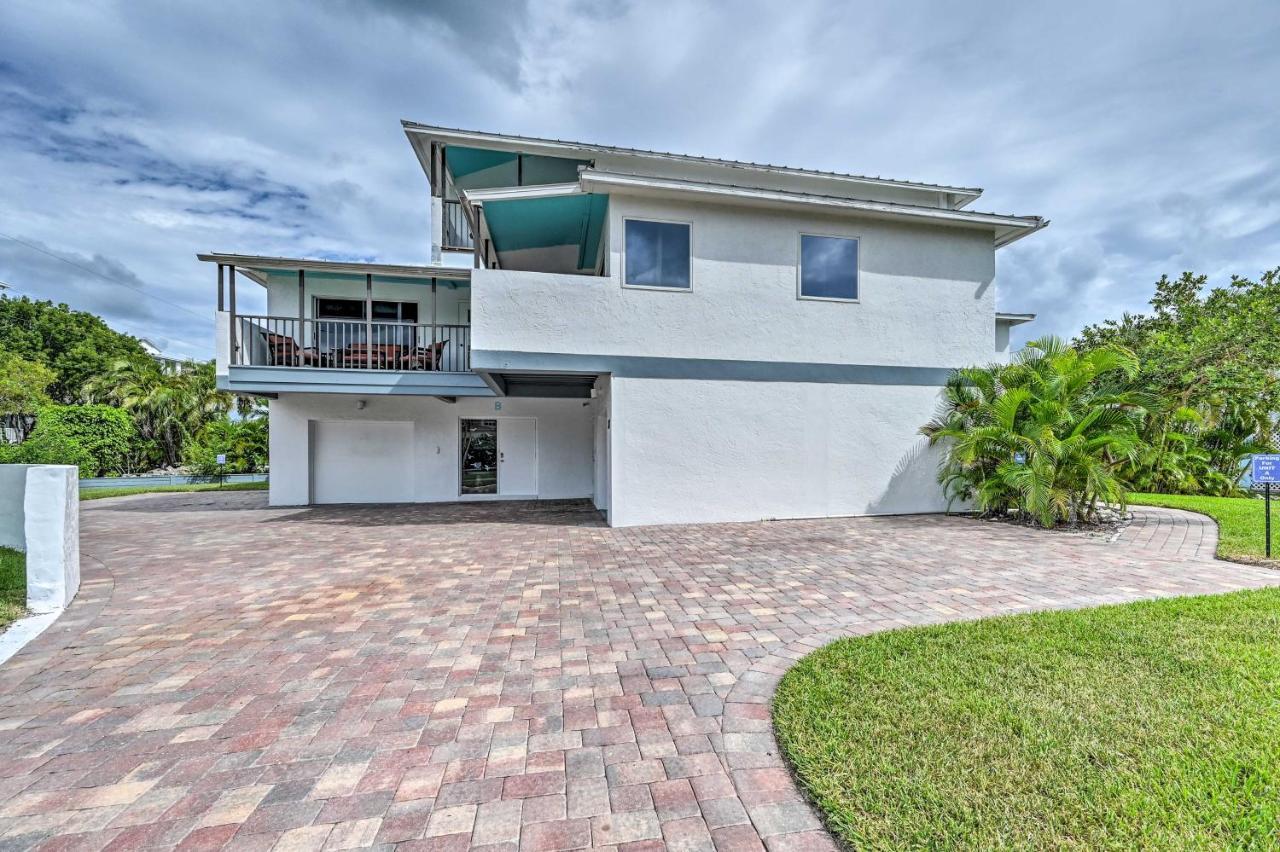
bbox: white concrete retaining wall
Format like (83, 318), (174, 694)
(0, 464), (80, 613)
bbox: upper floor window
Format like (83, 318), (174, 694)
(799, 234), (859, 301)
(624, 219), (691, 290)
(316, 297), (419, 323)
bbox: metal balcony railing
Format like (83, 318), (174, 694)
(442, 199), (474, 251)
(234, 315), (471, 373)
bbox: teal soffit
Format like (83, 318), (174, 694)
(482, 193), (609, 273)
(445, 145), (590, 191)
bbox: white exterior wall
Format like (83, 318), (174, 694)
(592, 375), (611, 517)
(995, 321), (1013, 363)
(607, 378), (945, 527)
(264, 274), (472, 326)
(267, 394), (594, 506)
(470, 192), (997, 527)
(473, 195), (996, 368)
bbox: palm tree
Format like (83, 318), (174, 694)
(921, 337), (1145, 527)
(85, 357), (244, 467)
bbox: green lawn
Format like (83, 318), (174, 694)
(80, 481), (268, 501)
(0, 547), (25, 632)
(1129, 492), (1276, 564)
(773, 590), (1280, 850)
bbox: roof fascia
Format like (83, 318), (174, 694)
(402, 121), (983, 204)
(196, 253), (472, 283)
(460, 182), (583, 205)
(578, 170), (1046, 245)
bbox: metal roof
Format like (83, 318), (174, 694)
(574, 170), (1046, 247)
(402, 121), (984, 202)
(196, 253), (471, 283)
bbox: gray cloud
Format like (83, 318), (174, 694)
(0, 237), (159, 324)
(0, 0), (1277, 359)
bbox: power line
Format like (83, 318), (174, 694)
(0, 230), (210, 322)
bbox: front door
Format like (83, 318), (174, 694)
(460, 419), (497, 494)
(498, 418), (537, 496)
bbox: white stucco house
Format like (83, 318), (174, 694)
(203, 123), (1044, 526)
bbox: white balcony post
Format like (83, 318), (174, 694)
(365, 273), (373, 367)
(228, 265), (237, 363)
(298, 269), (306, 351)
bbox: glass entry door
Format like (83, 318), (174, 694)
(460, 419), (498, 494)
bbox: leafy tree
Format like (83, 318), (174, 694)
(0, 353), (55, 440)
(0, 296), (147, 401)
(184, 416), (269, 475)
(1077, 269), (1280, 494)
(922, 338), (1144, 527)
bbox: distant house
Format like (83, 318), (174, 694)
(1, 414), (31, 445)
(201, 123), (1045, 525)
(138, 338), (186, 372)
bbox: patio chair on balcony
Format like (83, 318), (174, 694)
(400, 340), (449, 371)
(262, 331), (327, 367)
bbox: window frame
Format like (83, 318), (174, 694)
(796, 231), (861, 303)
(313, 296), (420, 324)
(621, 217), (694, 292)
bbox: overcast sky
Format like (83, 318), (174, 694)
(2, 1), (1277, 358)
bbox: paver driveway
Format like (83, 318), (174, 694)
(0, 494), (1276, 851)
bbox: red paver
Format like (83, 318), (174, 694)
(0, 492), (1274, 849)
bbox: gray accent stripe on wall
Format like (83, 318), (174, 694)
(470, 350), (956, 386)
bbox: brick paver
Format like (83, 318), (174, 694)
(0, 492), (1274, 850)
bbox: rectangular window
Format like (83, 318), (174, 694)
(799, 234), (859, 301)
(624, 219), (691, 289)
(316, 298), (418, 322)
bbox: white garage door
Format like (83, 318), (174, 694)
(311, 420), (413, 504)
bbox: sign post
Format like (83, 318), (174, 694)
(216, 453), (227, 489)
(1250, 455), (1280, 558)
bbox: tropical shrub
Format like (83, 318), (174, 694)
(30, 405), (137, 476)
(922, 338), (1144, 527)
(0, 420), (94, 475)
(183, 416), (269, 475)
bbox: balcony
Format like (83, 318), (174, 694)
(201, 254), (492, 398)
(234, 316), (472, 373)
(442, 199), (473, 251)
(218, 314), (491, 398)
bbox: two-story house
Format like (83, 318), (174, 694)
(203, 123), (1044, 526)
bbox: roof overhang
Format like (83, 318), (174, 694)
(197, 253), (472, 287)
(577, 170), (1048, 248)
(996, 312), (1037, 326)
(460, 185), (608, 275)
(402, 121), (984, 206)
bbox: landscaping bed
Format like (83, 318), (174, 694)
(1129, 492), (1276, 564)
(773, 589), (1280, 849)
(0, 547), (25, 632)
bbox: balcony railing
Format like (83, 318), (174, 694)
(442, 199), (474, 251)
(235, 315), (471, 372)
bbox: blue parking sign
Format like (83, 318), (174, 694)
(1252, 454), (1280, 484)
